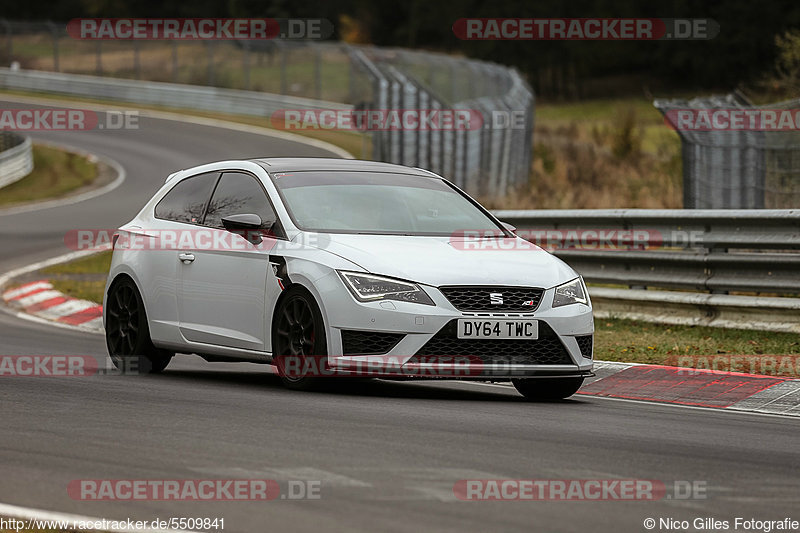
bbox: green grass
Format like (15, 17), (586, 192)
(536, 96), (681, 157)
(49, 279), (107, 303)
(536, 97), (663, 122)
(0, 145), (98, 206)
(41, 251), (112, 276)
(40, 251), (112, 303)
(596, 318), (800, 368)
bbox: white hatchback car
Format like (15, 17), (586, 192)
(104, 158), (593, 399)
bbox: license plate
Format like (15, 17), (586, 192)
(457, 319), (538, 340)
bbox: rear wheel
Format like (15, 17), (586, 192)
(272, 287), (328, 391)
(512, 377), (584, 401)
(105, 277), (173, 374)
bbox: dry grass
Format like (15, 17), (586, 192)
(12, 36), (353, 101)
(482, 101), (683, 209)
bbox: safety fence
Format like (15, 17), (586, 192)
(0, 20), (533, 197)
(0, 131), (33, 189)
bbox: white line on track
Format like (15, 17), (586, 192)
(0, 501), (196, 533)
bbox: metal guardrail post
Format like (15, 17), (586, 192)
(492, 208), (800, 295)
(45, 21), (59, 72)
(95, 41), (102, 75)
(171, 41), (178, 82)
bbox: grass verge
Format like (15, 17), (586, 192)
(40, 251), (112, 303)
(0, 145), (98, 207)
(595, 318), (799, 366)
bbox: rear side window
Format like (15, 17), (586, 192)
(154, 172), (219, 224)
(203, 172), (277, 229)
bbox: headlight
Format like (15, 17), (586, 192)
(338, 271), (434, 305)
(552, 277), (588, 308)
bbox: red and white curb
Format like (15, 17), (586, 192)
(3, 280), (103, 332)
(3, 275), (799, 417)
(577, 361), (800, 417)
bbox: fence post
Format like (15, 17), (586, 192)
(314, 45), (322, 100)
(206, 41), (215, 86)
(242, 40), (250, 90)
(95, 40), (102, 75)
(280, 43), (287, 95)
(46, 21), (60, 72)
(171, 41), (178, 82)
(133, 40), (140, 79)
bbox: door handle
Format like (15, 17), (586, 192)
(178, 252), (195, 264)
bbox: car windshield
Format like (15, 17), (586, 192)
(270, 171), (505, 235)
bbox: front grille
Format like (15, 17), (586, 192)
(576, 335), (593, 359)
(439, 286), (544, 312)
(341, 330), (404, 355)
(411, 320), (572, 365)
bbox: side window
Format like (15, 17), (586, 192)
(154, 172), (219, 224)
(203, 172), (277, 230)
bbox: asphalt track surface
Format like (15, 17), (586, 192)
(1, 99), (799, 533)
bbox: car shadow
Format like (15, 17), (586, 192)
(151, 365), (586, 404)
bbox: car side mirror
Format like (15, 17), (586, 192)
(221, 213), (264, 245)
(501, 221), (517, 235)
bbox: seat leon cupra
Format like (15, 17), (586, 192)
(104, 158), (594, 399)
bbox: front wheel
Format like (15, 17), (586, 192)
(512, 377), (584, 401)
(272, 287), (328, 391)
(105, 277), (173, 374)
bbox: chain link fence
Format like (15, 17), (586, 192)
(655, 93), (800, 209)
(0, 20), (533, 196)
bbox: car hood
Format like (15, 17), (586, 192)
(308, 233), (577, 288)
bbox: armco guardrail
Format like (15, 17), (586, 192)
(492, 209), (800, 332)
(493, 209), (800, 294)
(0, 131), (33, 189)
(0, 67), (350, 118)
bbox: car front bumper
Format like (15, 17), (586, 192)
(315, 272), (594, 379)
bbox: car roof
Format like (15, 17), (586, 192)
(251, 157), (438, 177)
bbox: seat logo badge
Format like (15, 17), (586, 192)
(490, 293), (504, 305)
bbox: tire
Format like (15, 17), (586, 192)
(105, 277), (173, 374)
(512, 377), (584, 401)
(272, 287), (329, 391)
